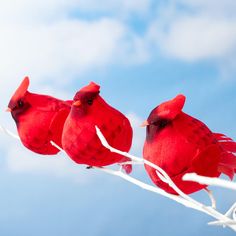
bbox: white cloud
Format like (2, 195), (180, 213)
(0, 0), (68, 24)
(178, 0), (236, 16)
(76, 0), (151, 16)
(0, 0), (151, 92)
(148, 0), (236, 62)
(149, 16), (236, 61)
(0, 0), (151, 24)
(1, 137), (93, 183)
(0, 18), (148, 84)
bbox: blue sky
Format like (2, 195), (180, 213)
(0, 0), (236, 235)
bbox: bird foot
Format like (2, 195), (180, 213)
(86, 166), (93, 169)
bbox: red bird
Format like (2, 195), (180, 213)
(143, 94), (236, 194)
(62, 82), (133, 173)
(7, 76), (71, 155)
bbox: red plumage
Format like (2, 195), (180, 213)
(7, 77), (71, 155)
(143, 94), (236, 194)
(62, 82), (133, 173)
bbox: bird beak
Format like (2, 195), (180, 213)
(6, 107), (12, 112)
(140, 120), (149, 127)
(73, 100), (82, 107)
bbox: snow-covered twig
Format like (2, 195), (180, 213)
(183, 173), (236, 191)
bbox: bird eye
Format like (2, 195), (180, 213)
(152, 119), (170, 129)
(17, 100), (24, 108)
(87, 99), (93, 106)
(159, 120), (169, 128)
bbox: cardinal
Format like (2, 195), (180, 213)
(62, 82), (133, 173)
(143, 94), (236, 194)
(7, 76), (71, 155)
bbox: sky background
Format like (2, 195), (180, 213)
(0, 0), (236, 235)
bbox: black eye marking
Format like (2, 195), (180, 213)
(17, 100), (24, 108)
(87, 99), (93, 105)
(159, 119), (170, 128)
(152, 119), (170, 129)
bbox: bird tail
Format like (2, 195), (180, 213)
(214, 133), (236, 179)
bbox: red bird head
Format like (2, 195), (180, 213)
(7, 76), (30, 121)
(143, 94), (186, 127)
(71, 82), (101, 115)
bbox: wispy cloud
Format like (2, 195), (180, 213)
(149, 16), (236, 61)
(148, 0), (236, 61)
(1, 0), (235, 84)
(0, 19), (148, 83)
(0, 0), (150, 86)
(0, 0), (151, 22)
(2, 137), (96, 183)
(72, 0), (151, 17)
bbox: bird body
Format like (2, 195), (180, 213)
(8, 77), (71, 155)
(62, 82), (133, 173)
(143, 95), (236, 194)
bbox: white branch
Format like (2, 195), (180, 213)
(0, 125), (20, 140)
(204, 188), (216, 209)
(50, 140), (64, 152)
(95, 126), (236, 232)
(93, 166), (202, 209)
(209, 203), (236, 226)
(1, 124), (236, 231)
(183, 173), (236, 191)
(95, 126), (202, 206)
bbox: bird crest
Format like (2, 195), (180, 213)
(73, 82), (100, 103)
(9, 76), (29, 104)
(156, 94), (186, 120)
(80, 82), (100, 93)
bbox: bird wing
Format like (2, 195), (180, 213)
(191, 144), (221, 176)
(48, 108), (70, 148)
(169, 144), (222, 194)
(174, 113), (216, 152)
(173, 115), (236, 179)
